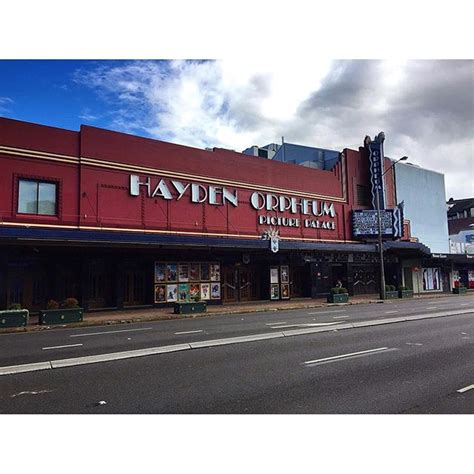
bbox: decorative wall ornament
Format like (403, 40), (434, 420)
(261, 226), (281, 253)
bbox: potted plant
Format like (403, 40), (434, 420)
(39, 297), (84, 325)
(452, 282), (467, 294)
(0, 303), (29, 328)
(384, 285), (399, 300)
(327, 287), (349, 303)
(398, 285), (414, 298)
(173, 293), (207, 315)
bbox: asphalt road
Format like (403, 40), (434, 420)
(0, 296), (472, 414)
(0, 295), (472, 367)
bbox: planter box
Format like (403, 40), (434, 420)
(0, 309), (29, 328)
(385, 291), (399, 300)
(39, 308), (83, 325)
(327, 293), (349, 303)
(452, 287), (467, 294)
(398, 290), (414, 299)
(173, 301), (207, 315)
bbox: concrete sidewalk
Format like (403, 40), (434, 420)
(2, 291), (471, 334)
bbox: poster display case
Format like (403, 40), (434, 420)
(269, 265), (291, 300)
(154, 261), (221, 303)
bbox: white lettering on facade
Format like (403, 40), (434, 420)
(171, 181), (190, 200)
(129, 175), (336, 231)
(151, 179), (173, 200)
(191, 183), (208, 203)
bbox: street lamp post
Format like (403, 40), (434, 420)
(377, 155), (408, 300)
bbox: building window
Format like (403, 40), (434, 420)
(18, 179), (57, 215)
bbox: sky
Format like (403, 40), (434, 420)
(0, 59), (472, 198)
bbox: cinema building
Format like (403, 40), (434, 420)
(0, 117), (455, 313)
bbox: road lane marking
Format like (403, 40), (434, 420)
(189, 332), (283, 348)
(2, 308), (473, 376)
(42, 343), (83, 350)
(11, 389), (54, 398)
(304, 347), (393, 366)
(0, 361), (52, 376)
(406, 342), (423, 346)
(460, 303), (470, 306)
(70, 327), (153, 337)
(265, 321), (287, 325)
(174, 330), (203, 335)
(51, 344), (192, 368)
(385, 310), (399, 314)
(307, 310), (346, 315)
(333, 315), (348, 319)
(426, 306), (438, 309)
(457, 384), (474, 393)
(271, 322), (341, 329)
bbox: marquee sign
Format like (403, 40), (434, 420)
(352, 203), (404, 239)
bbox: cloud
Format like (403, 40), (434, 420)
(74, 60), (474, 198)
(0, 96), (13, 115)
(79, 107), (100, 122)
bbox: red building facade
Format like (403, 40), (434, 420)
(0, 117), (422, 312)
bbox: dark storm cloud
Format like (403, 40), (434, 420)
(300, 60), (381, 112)
(385, 60), (474, 143)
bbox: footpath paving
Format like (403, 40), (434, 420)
(1, 291), (471, 334)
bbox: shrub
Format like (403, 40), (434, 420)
(339, 287), (348, 294)
(8, 303), (22, 310)
(46, 299), (60, 310)
(398, 285), (407, 291)
(330, 287), (339, 295)
(61, 297), (79, 308)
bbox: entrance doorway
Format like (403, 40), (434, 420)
(352, 266), (378, 295)
(222, 264), (260, 303)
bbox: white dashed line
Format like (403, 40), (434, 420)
(70, 327), (153, 337)
(271, 322), (341, 329)
(457, 384), (474, 394)
(174, 330), (203, 335)
(265, 321), (287, 325)
(42, 343), (83, 350)
(405, 342), (423, 346)
(384, 310), (399, 314)
(307, 310), (346, 315)
(304, 347), (396, 367)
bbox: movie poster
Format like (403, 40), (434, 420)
(469, 271), (474, 289)
(200, 263), (210, 281)
(422, 267), (440, 291)
(280, 265), (289, 284)
(166, 263), (177, 282)
(210, 264), (220, 281)
(154, 263), (166, 283)
(281, 283), (290, 299)
(270, 267), (279, 284)
(178, 283), (189, 301)
(189, 263), (200, 281)
(211, 282), (221, 299)
(154, 284), (166, 303)
(189, 283), (200, 300)
(200, 283), (210, 300)
(270, 284), (280, 300)
(166, 284), (178, 302)
(178, 263), (189, 282)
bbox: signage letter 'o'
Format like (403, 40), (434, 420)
(250, 192), (266, 210)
